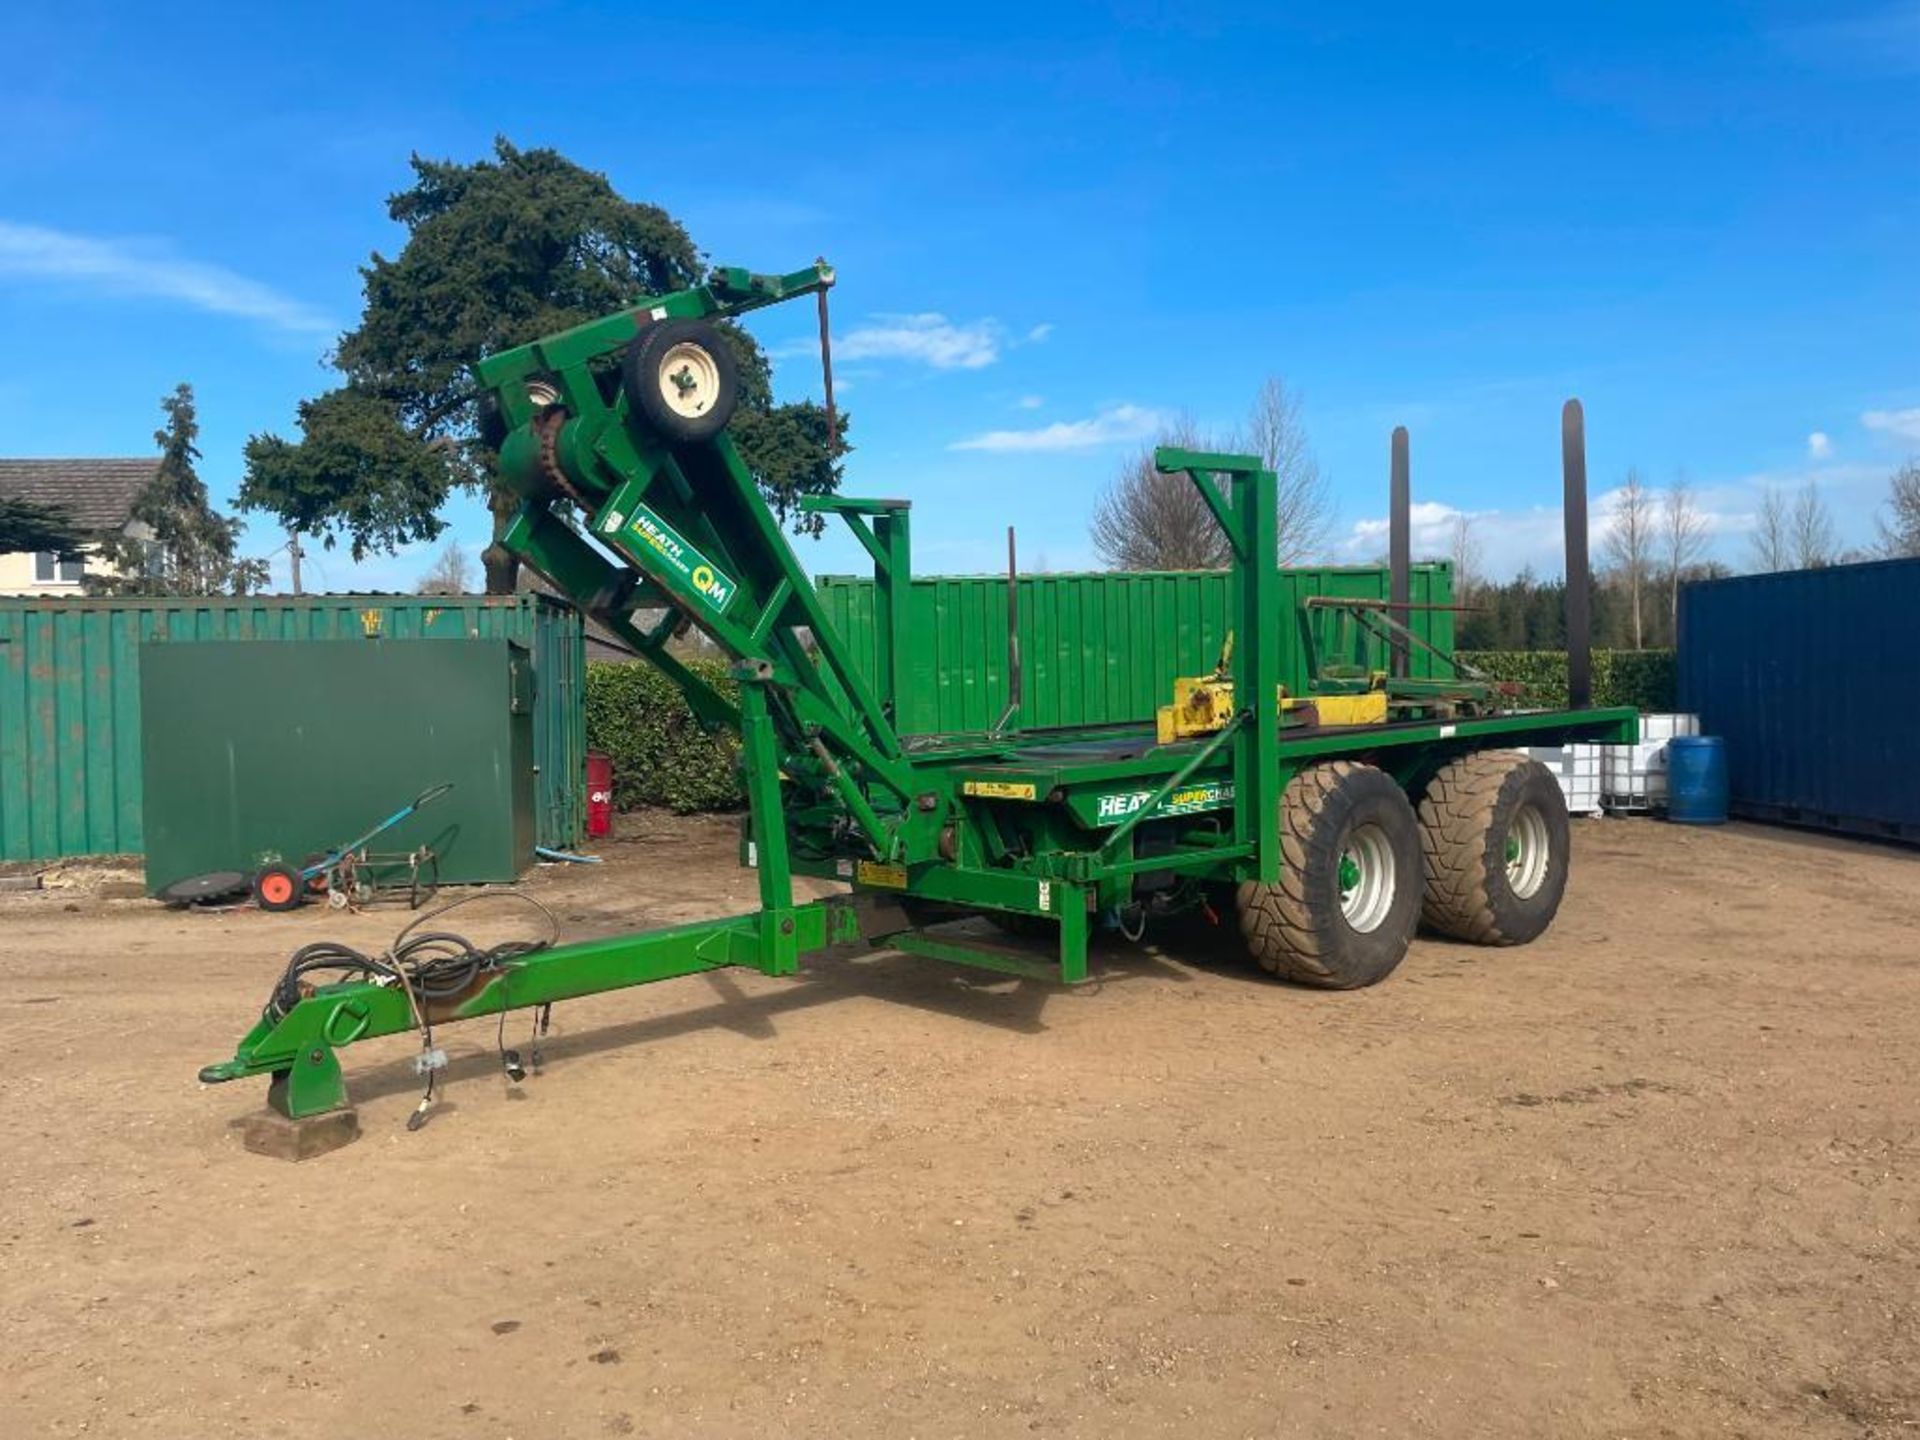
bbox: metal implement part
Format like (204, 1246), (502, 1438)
(290, 783), (454, 911)
(198, 259), (1637, 1131)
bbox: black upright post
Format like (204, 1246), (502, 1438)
(1562, 400), (1593, 710)
(1389, 426), (1411, 678)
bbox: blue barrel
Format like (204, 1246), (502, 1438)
(1667, 736), (1729, 824)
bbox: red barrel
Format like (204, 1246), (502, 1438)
(585, 750), (614, 838)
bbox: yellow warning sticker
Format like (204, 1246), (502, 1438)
(855, 860), (908, 889)
(962, 780), (1038, 801)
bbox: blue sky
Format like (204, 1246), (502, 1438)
(2, 2), (1916, 591)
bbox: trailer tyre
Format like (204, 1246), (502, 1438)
(1237, 761), (1423, 989)
(623, 318), (739, 443)
(1417, 751), (1569, 945)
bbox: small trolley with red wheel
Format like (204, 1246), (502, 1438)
(250, 783), (453, 913)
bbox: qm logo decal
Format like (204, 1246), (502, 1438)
(622, 501), (739, 616)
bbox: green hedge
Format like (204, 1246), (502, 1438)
(584, 658), (744, 812)
(585, 647), (1680, 817)
(1457, 649), (1676, 712)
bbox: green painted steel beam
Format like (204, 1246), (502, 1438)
(886, 930), (1069, 984)
(199, 900), (868, 1117)
(914, 706), (1641, 796)
(800, 495), (912, 516)
(477, 262), (833, 422)
(1271, 706), (1640, 758)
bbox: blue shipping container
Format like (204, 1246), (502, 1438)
(1678, 558), (1920, 843)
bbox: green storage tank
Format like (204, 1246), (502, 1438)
(139, 638), (535, 892)
(815, 565), (1455, 735)
(0, 594), (584, 863)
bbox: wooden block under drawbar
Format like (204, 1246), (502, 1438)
(236, 1107), (361, 1161)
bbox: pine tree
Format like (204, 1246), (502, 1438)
(92, 384), (267, 596)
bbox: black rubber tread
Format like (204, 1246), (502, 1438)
(1237, 761), (1424, 990)
(251, 862), (306, 913)
(1416, 750), (1571, 945)
(621, 318), (740, 443)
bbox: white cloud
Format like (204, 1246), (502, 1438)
(1863, 406), (1920, 442)
(1336, 463), (1892, 582)
(1588, 482), (1754, 545)
(787, 313), (1050, 374)
(0, 220), (335, 334)
(833, 313), (1002, 369)
(950, 404), (1163, 453)
(1807, 430), (1833, 459)
(1345, 500), (1502, 560)
(1016, 394), (1044, 410)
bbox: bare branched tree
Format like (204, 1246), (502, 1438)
(1879, 459), (1920, 558)
(417, 539), (475, 595)
(1090, 377), (1328, 570)
(1447, 513), (1482, 602)
(1661, 473), (1709, 628)
(1090, 417), (1231, 570)
(1790, 480), (1837, 569)
(1749, 486), (1791, 572)
(1236, 377), (1331, 564)
(1602, 467), (1654, 649)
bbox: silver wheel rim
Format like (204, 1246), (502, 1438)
(1506, 803), (1551, 900)
(1338, 822), (1397, 934)
(657, 341), (721, 419)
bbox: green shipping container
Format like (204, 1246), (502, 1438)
(140, 639), (535, 891)
(815, 566), (1455, 735)
(0, 594), (584, 863)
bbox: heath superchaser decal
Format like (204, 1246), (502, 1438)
(618, 501), (738, 614)
(1093, 780), (1236, 823)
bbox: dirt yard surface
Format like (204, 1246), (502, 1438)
(3, 813), (1916, 1438)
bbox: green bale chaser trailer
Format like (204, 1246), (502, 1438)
(201, 262), (1634, 1132)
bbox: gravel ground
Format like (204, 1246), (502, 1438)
(2, 811), (1916, 1438)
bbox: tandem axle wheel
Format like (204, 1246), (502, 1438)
(1236, 754), (1574, 988)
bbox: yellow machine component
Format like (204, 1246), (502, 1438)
(1156, 673), (1237, 743)
(1157, 629), (1240, 744)
(1153, 628), (1391, 742)
(1279, 691), (1390, 725)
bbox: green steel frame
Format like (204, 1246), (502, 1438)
(200, 262), (1638, 1121)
